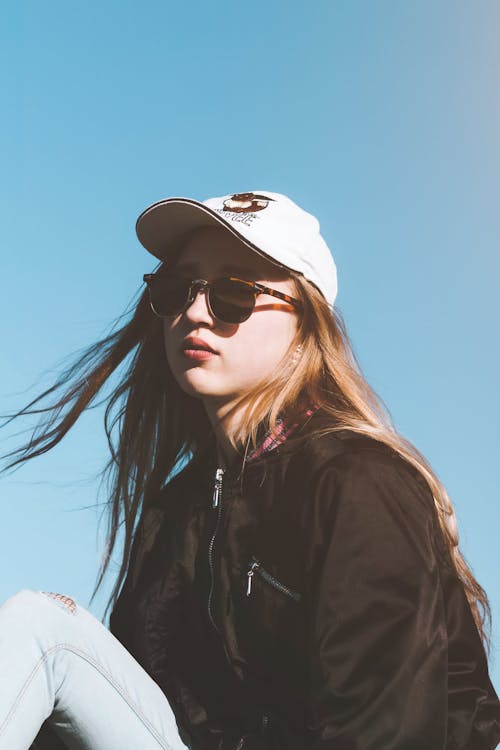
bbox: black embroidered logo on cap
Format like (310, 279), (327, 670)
(222, 192), (273, 213)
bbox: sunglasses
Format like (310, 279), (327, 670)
(143, 268), (302, 324)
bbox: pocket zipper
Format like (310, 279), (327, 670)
(246, 556), (302, 602)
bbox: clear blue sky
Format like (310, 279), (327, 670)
(1, 1), (499, 690)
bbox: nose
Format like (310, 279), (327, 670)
(183, 285), (214, 324)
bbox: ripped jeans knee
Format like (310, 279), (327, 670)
(39, 591), (77, 615)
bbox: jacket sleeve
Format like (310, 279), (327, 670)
(108, 523), (142, 645)
(108, 503), (158, 648)
(305, 449), (500, 750)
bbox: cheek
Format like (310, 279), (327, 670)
(233, 314), (297, 373)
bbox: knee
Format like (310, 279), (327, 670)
(39, 591), (77, 614)
(2, 589), (77, 617)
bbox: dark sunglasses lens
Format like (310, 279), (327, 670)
(210, 278), (256, 323)
(147, 272), (190, 317)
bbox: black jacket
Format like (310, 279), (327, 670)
(31, 414), (500, 749)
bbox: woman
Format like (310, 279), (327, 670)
(1, 190), (499, 749)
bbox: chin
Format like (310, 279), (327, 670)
(174, 370), (224, 398)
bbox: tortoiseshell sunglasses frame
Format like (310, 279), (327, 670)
(143, 273), (303, 323)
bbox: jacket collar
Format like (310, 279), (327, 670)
(246, 403), (321, 462)
(206, 402), (322, 481)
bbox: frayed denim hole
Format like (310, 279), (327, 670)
(39, 591), (77, 615)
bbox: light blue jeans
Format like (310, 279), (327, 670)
(0, 589), (191, 750)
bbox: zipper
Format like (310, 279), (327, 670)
(207, 467), (225, 633)
(212, 467), (224, 509)
(246, 556), (302, 602)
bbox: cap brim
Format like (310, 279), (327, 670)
(135, 197), (286, 269)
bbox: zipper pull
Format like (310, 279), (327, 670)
(212, 467), (225, 508)
(246, 560), (260, 596)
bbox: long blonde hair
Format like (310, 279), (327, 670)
(1, 261), (492, 654)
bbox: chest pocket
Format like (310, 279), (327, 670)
(233, 553), (306, 670)
(245, 556), (302, 603)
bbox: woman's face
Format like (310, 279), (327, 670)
(162, 226), (300, 411)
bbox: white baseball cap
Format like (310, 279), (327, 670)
(135, 190), (338, 308)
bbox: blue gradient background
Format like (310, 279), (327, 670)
(1, 1), (499, 690)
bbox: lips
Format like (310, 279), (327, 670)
(181, 336), (217, 353)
